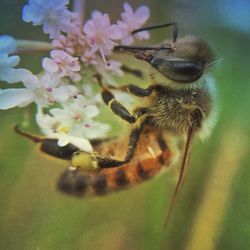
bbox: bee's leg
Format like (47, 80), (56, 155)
(156, 132), (169, 165)
(72, 120), (145, 170)
(108, 84), (154, 97)
(94, 74), (137, 124)
(121, 65), (144, 79)
(102, 88), (136, 123)
(96, 124), (144, 168)
(14, 125), (79, 160)
(164, 109), (203, 227)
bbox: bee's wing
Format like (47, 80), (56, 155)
(164, 127), (194, 228)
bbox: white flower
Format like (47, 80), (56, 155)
(0, 72), (78, 109)
(118, 3), (150, 45)
(83, 11), (122, 62)
(0, 53), (35, 84)
(0, 35), (16, 54)
(42, 50), (81, 81)
(22, 0), (77, 39)
(36, 95), (111, 152)
(36, 109), (93, 152)
(0, 53), (20, 82)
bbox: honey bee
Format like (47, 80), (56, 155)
(15, 22), (217, 225)
(14, 125), (175, 196)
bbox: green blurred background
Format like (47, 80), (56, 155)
(0, 0), (250, 249)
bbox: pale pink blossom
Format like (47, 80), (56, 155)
(42, 50), (81, 81)
(52, 31), (87, 56)
(22, 0), (78, 38)
(80, 50), (98, 65)
(118, 3), (150, 45)
(83, 11), (122, 62)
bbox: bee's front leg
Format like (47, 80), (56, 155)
(95, 74), (154, 124)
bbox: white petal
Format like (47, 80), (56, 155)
(52, 86), (72, 102)
(1, 68), (38, 86)
(83, 105), (99, 118)
(0, 88), (33, 109)
(58, 135), (93, 152)
(42, 57), (58, 73)
(81, 121), (110, 139)
(135, 31), (150, 40)
(0, 54), (20, 68)
(19, 69), (39, 88)
(0, 36), (16, 54)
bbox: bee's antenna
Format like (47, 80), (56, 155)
(131, 22), (178, 43)
(163, 126), (194, 228)
(114, 45), (171, 51)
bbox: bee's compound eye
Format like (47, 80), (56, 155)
(150, 57), (205, 83)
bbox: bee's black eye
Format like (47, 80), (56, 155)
(150, 57), (205, 83)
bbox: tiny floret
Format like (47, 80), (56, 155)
(42, 50), (81, 81)
(83, 11), (122, 61)
(118, 2), (150, 45)
(2, 1), (151, 145)
(0, 35), (16, 54)
(22, 0), (76, 38)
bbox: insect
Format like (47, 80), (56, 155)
(14, 125), (175, 196)
(15, 22), (217, 225)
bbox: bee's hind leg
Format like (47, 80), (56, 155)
(73, 123), (144, 169)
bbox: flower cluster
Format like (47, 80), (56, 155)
(0, 1), (150, 151)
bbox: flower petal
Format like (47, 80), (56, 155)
(0, 54), (20, 68)
(135, 5), (150, 24)
(42, 57), (58, 73)
(83, 104), (99, 118)
(1, 68), (38, 86)
(0, 36), (16, 54)
(0, 88), (33, 109)
(58, 135), (93, 152)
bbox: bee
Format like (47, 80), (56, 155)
(14, 125), (175, 196)
(87, 22), (217, 224)
(15, 22), (217, 225)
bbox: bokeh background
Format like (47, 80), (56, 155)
(0, 0), (250, 249)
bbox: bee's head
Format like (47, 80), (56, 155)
(148, 36), (216, 84)
(115, 35), (216, 87)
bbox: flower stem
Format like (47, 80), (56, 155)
(73, 0), (86, 29)
(13, 40), (54, 54)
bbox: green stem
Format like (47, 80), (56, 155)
(14, 40), (54, 54)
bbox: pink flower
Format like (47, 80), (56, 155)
(42, 50), (81, 81)
(118, 3), (150, 45)
(83, 11), (122, 62)
(80, 50), (98, 65)
(52, 31), (87, 56)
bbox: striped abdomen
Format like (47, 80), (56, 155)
(57, 130), (174, 197)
